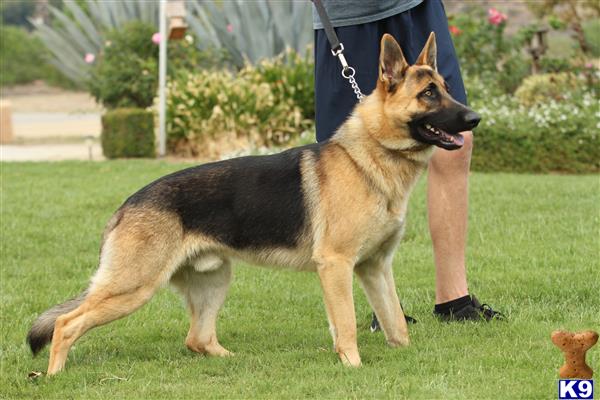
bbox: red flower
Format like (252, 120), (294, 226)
(449, 25), (462, 36)
(488, 8), (507, 26)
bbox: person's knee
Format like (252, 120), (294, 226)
(429, 131), (473, 175)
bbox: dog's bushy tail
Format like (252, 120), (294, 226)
(26, 290), (87, 355)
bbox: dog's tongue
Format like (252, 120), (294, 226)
(452, 133), (464, 146)
(441, 131), (464, 147)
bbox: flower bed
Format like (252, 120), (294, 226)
(470, 92), (599, 173)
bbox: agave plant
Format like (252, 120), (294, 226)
(31, 0), (158, 85)
(32, 0), (312, 85)
(188, 0), (313, 68)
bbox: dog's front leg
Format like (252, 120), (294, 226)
(317, 255), (360, 367)
(355, 259), (410, 347)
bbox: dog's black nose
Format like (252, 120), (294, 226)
(463, 111), (481, 130)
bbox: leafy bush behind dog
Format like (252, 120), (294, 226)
(166, 50), (313, 157)
(87, 21), (223, 109)
(469, 80), (599, 173)
(0, 26), (73, 87)
(101, 108), (155, 159)
(88, 22), (158, 109)
(514, 73), (583, 106)
(166, 47), (598, 173)
(449, 10), (530, 94)
(251, 48), (315, 120)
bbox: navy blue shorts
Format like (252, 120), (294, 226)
(314, 0), (467, 142)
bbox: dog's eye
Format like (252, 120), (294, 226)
(424, 90), (433, 97)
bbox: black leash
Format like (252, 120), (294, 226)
(312, 0), (415, 332)
(311, 0), (364, 102)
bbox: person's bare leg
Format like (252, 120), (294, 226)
(428, 131), (473, 304)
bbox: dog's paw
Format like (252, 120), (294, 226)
(338, 350), (361, 367)
(186, 340), (233, 357)
(387, 336), (410, 348)
(205, 344), (234, 357)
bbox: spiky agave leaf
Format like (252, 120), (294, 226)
(270, 1), (312, 53)
(187, 0), (312, 68)
(192, 0), (244, 67)
(33, 0), (311, 84)
(61, 1), (102, 48)
(31, 0), (159, 86)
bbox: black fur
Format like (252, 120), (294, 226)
(415, 68), (434, 80)
(410, 102), (478, 137)
(125, 144), (322, 249)
(27, 331), (49, 356)
(27, 291), (87, 355)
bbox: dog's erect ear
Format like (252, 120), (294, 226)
(415, 32), (437, 71)
(379, 33), (408, 92)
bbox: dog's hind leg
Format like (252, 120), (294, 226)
(46, 211), (183, 375)
(170, 259), (232, 357)
(47, 281), (161, 375)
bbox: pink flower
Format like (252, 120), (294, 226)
(585, 62), (594, 69)
(488, 8), (507, 26)
(84, 53), (95, 64)
(152, 32), (161, 45)
(226, 24), (233, 33)
(449, 25), (462, 36)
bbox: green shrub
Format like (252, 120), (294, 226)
(32, 1), (159, 85)
(470, 90), (599, 173)
(0, 26), (43, 85)
(0, 26), (72, 87)
(245, 48), (315, 119)
(168, 37), (232, 76)
(88, 22), (158, 109)
(448, 9), (530, 94)
(514, 73), (583, 106)
(88, 21), (227, 109)
(101, 108), (155, 159)
(538, 55), (573, 74)
(166, 53), (314, 157)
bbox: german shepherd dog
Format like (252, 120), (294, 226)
(27, 33), (480, 374)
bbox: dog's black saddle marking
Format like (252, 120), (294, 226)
(125, 143), (322, 250)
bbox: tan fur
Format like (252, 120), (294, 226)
(41, 33), (454, 374)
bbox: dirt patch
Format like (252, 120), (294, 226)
(0, 81), (102, 113)
(1, 82), (103, 143)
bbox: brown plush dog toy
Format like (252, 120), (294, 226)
(551, 330), (598, 379)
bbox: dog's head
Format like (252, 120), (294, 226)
(375, 33), (480, 151)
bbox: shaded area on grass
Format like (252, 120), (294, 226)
(1, 161), (598, 399)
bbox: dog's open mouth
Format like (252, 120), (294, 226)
(417, 123), (464, 150)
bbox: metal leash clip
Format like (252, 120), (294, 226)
(313, 0), (365, 103)
(332, 44), (364, 102)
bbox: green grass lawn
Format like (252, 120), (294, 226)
(1, 161), (598, 399)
